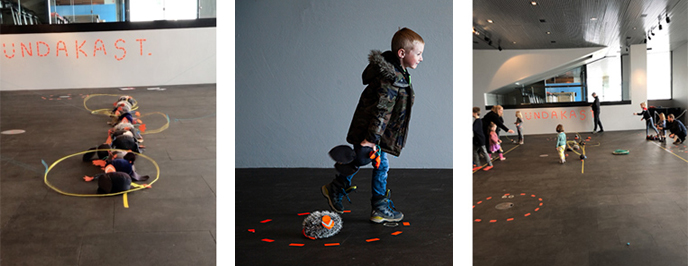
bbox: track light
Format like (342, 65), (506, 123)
(648, 35), (651, 40)
(666, 15), (670, 23)
(658, 23), (662, 30)
(651, 31), (655, 36)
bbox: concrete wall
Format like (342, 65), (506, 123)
(235, 0), (453, 168)
(0, 27), (216, 90)
(473, 46), (651, 135)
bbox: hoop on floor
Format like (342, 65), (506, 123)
(44, 149), (159, 197)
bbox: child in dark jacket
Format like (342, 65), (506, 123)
(633, 102), (660, 138)
(473, 107), (493, 171)
(321, 28), (424, 224)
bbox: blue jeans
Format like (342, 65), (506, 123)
(338, 151), (389, 197)
(645, 118), (659, 136)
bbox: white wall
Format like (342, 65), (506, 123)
(474, 46), (650, 135)
(0, 27), (216, 90)
(235, 0), (453, 168)
(672, 42), (688, 124)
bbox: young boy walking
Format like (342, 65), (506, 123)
(322, 28), (424, 223)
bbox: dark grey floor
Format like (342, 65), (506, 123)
(473, 130), (688, 266)
(235, 168), (453, 265)
(0, 85), (216, 265)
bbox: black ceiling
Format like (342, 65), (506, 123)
(473, 0), (688, 54)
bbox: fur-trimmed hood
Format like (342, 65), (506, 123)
(362, 50), (401, 85)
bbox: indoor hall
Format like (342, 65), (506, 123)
(1, 1), (217, 265)
(472, 0), (688, 265)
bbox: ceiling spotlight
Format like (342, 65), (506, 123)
(531, 1), (537, 6)
(487, 19), (493, 23)
(648, 35), (652, 40)
(546, 31), (551, 34)
(590, 17), (597, 21)
(651, 31), (655, 36)
(666, 15), (671, 23)
(658, 23), (663, 30)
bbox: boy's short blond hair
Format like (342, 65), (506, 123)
(392, 28), (424, 53)
(515, 111), (523, 119)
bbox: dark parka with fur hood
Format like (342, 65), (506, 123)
(346, 50), (414, 157)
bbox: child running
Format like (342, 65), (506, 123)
(633, 102), (660, 139)
(556, 124), (566, 164)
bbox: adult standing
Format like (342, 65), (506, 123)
(482, 105), (514, 148)
(591, 92), (604, 133)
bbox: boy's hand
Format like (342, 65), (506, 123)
(508, 130), (514, 133)
(361, 140), (377, 150)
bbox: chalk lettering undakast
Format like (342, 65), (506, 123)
(522, 109), (587, 121)
(2, 38), (149, 61)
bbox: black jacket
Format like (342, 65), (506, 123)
(346, 50), (414, 156)
(482, 111), (509, 146)
(473, 118), (485, 146)
(592, 96), (600, 114)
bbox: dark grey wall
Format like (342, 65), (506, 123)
(235, 0), (453, 168)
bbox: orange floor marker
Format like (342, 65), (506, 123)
(489, 220), (497, 223)
(486, 197), (492, 200)
(391, 231), (403, 236)
(534, 208), (540, 211)
(477, 201), (483, 204)
(297, 212), (310, 216)
(248, 229), (255, 233)
(366, 238), (380, 242)
(260, 219), (272, 223)
(474, 219), (481, 222)
(403, 222), (410, 226)
(343, 210), (351, 213)
(506, 218), (514, 221)
(262, 239), (274, 242)
(524, 213), (531, 217)
(324, 243), (340, 246)
(289, 243), (305, 247)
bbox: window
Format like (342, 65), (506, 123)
(586, 56), (622, 102)
(647, 50), (672, 100)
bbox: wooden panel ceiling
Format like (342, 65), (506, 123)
(473, 0), (687, 54)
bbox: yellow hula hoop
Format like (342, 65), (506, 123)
(44, 149), (159, 197)
(139, 112), (170, 134)
(83, 94), (139, 115)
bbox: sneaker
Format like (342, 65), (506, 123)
(321, 181), (354, 214)
(472, 166), (482, 171)
(482, 165), (493, 171)
(370, 195), (403, 223)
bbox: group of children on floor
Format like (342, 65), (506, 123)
(634, 102), (687, 145)
(473, 101), (688, 170)
(82, 95), (151, 194)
